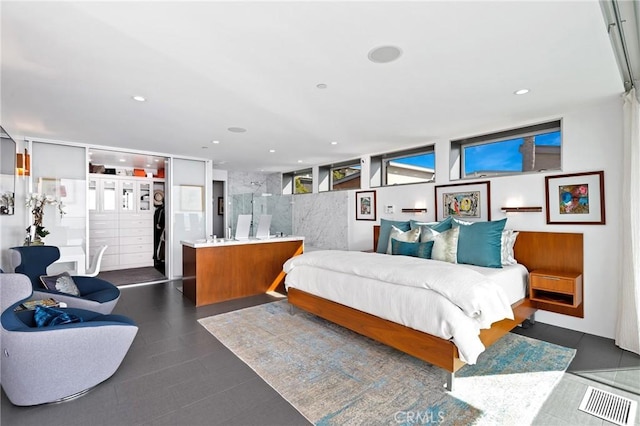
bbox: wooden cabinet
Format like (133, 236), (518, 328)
(182, 238), (304, 307)
(529, 270), (583, 316)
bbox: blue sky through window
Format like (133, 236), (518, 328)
(464, 131), (560, 174)
(392, 153), (435, 169)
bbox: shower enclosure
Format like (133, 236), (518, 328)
(229, 192), (292, 238)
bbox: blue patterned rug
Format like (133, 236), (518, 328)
(198, 300), (575, 425)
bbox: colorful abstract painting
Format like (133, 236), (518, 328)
(558, 183), (589, 215)
(443, 191), (480, 218)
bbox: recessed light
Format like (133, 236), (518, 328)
(368, 46), (402, 63)
(316, 83), (327, 89)
(132, 95), (146, 102)
(211, 140), (220, 144)
(269, 149), (276, 153)
(297, 160), (303, 163)
(514, 89), (530, 95)
(146, 164), (151, 167)
(331, 141), (338, 145)
(154, 159), (159, 162)
(228, 127), (247, 133)
(119, 158), (126, 162)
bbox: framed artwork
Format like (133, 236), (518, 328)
(434, 181), (491, 221)
(355, 190), (376, 221)
(217, 197), (224, 215)
(545, 171), (605, 224)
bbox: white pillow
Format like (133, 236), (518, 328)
(387, 226), (421, 254)
(500, 230), (519, 265)
(418, 225), (439, 242)
(431, 227), (460, 263)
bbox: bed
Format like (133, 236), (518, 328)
(284, 224), (583, 390)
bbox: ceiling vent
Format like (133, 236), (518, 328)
(578, 386), (637, 426)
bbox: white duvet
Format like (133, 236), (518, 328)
(283, 250), (516, 364)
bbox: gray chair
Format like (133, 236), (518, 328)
(10, 245), (120, 314)
(0, 273), (138, 406)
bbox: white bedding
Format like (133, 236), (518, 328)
(458, 263), (529, 305)
(283, 250), (528, 364)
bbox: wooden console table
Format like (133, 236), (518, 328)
(181, 237), (304, 306)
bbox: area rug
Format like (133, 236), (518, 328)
(198, 301), (575, 425)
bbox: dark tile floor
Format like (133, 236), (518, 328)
(512, 320), (640, 425)
(1, 281), (638, 426)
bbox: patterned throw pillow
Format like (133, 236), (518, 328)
(39, 272), (81, 296)
(34, 305), (83, 327)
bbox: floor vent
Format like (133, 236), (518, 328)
(579, 386), (637, 426)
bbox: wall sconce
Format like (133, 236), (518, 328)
(17, 149), (30, 176)
(501, 206), (542, 213)
(401, 208), (428, 213)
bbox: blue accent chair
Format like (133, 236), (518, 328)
(10, 245), (120, 314)
(0, 273), (138, 406)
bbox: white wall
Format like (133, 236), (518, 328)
(344, 95), (624, 339)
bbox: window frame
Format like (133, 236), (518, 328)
(451, 120), (562, 180)
(282, 168), (313, 195)
(318, 159), (362, 192)
(370, 145), (436, 188)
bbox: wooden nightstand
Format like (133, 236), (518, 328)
(529, 270), (583, 309)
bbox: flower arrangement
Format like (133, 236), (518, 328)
(25, 193), (66, 244)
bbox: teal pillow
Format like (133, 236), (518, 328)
(451, 217), (473, 228)
(410, 216), (453, 232)
(457, 219), (507, 268)
(391, 240), (434, 259)
(430, 216), (453, 232)
(377, 219), (411, 254)
(410, 217), (453, 242)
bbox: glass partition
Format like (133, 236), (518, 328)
(0, 126), (17, 215)
(31, 142), (87, 269)
(229, 193), (292, 237)
(170, 158), (209, 278)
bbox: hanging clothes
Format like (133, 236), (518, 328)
(153, 203), (165, 264)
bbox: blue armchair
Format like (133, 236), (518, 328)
(0, 273), (138, 406)
(10, 245), (120, 314)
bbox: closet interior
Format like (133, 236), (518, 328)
(88, 149), (167, 276)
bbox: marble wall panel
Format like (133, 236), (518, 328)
(292, 191), (348, 250)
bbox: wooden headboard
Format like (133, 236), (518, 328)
(373, 225), (582, 272)
(372, 225), (584, 317)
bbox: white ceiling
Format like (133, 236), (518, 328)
(1, 1), (624, 172)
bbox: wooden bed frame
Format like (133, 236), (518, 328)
(287, 226), (583, 390)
